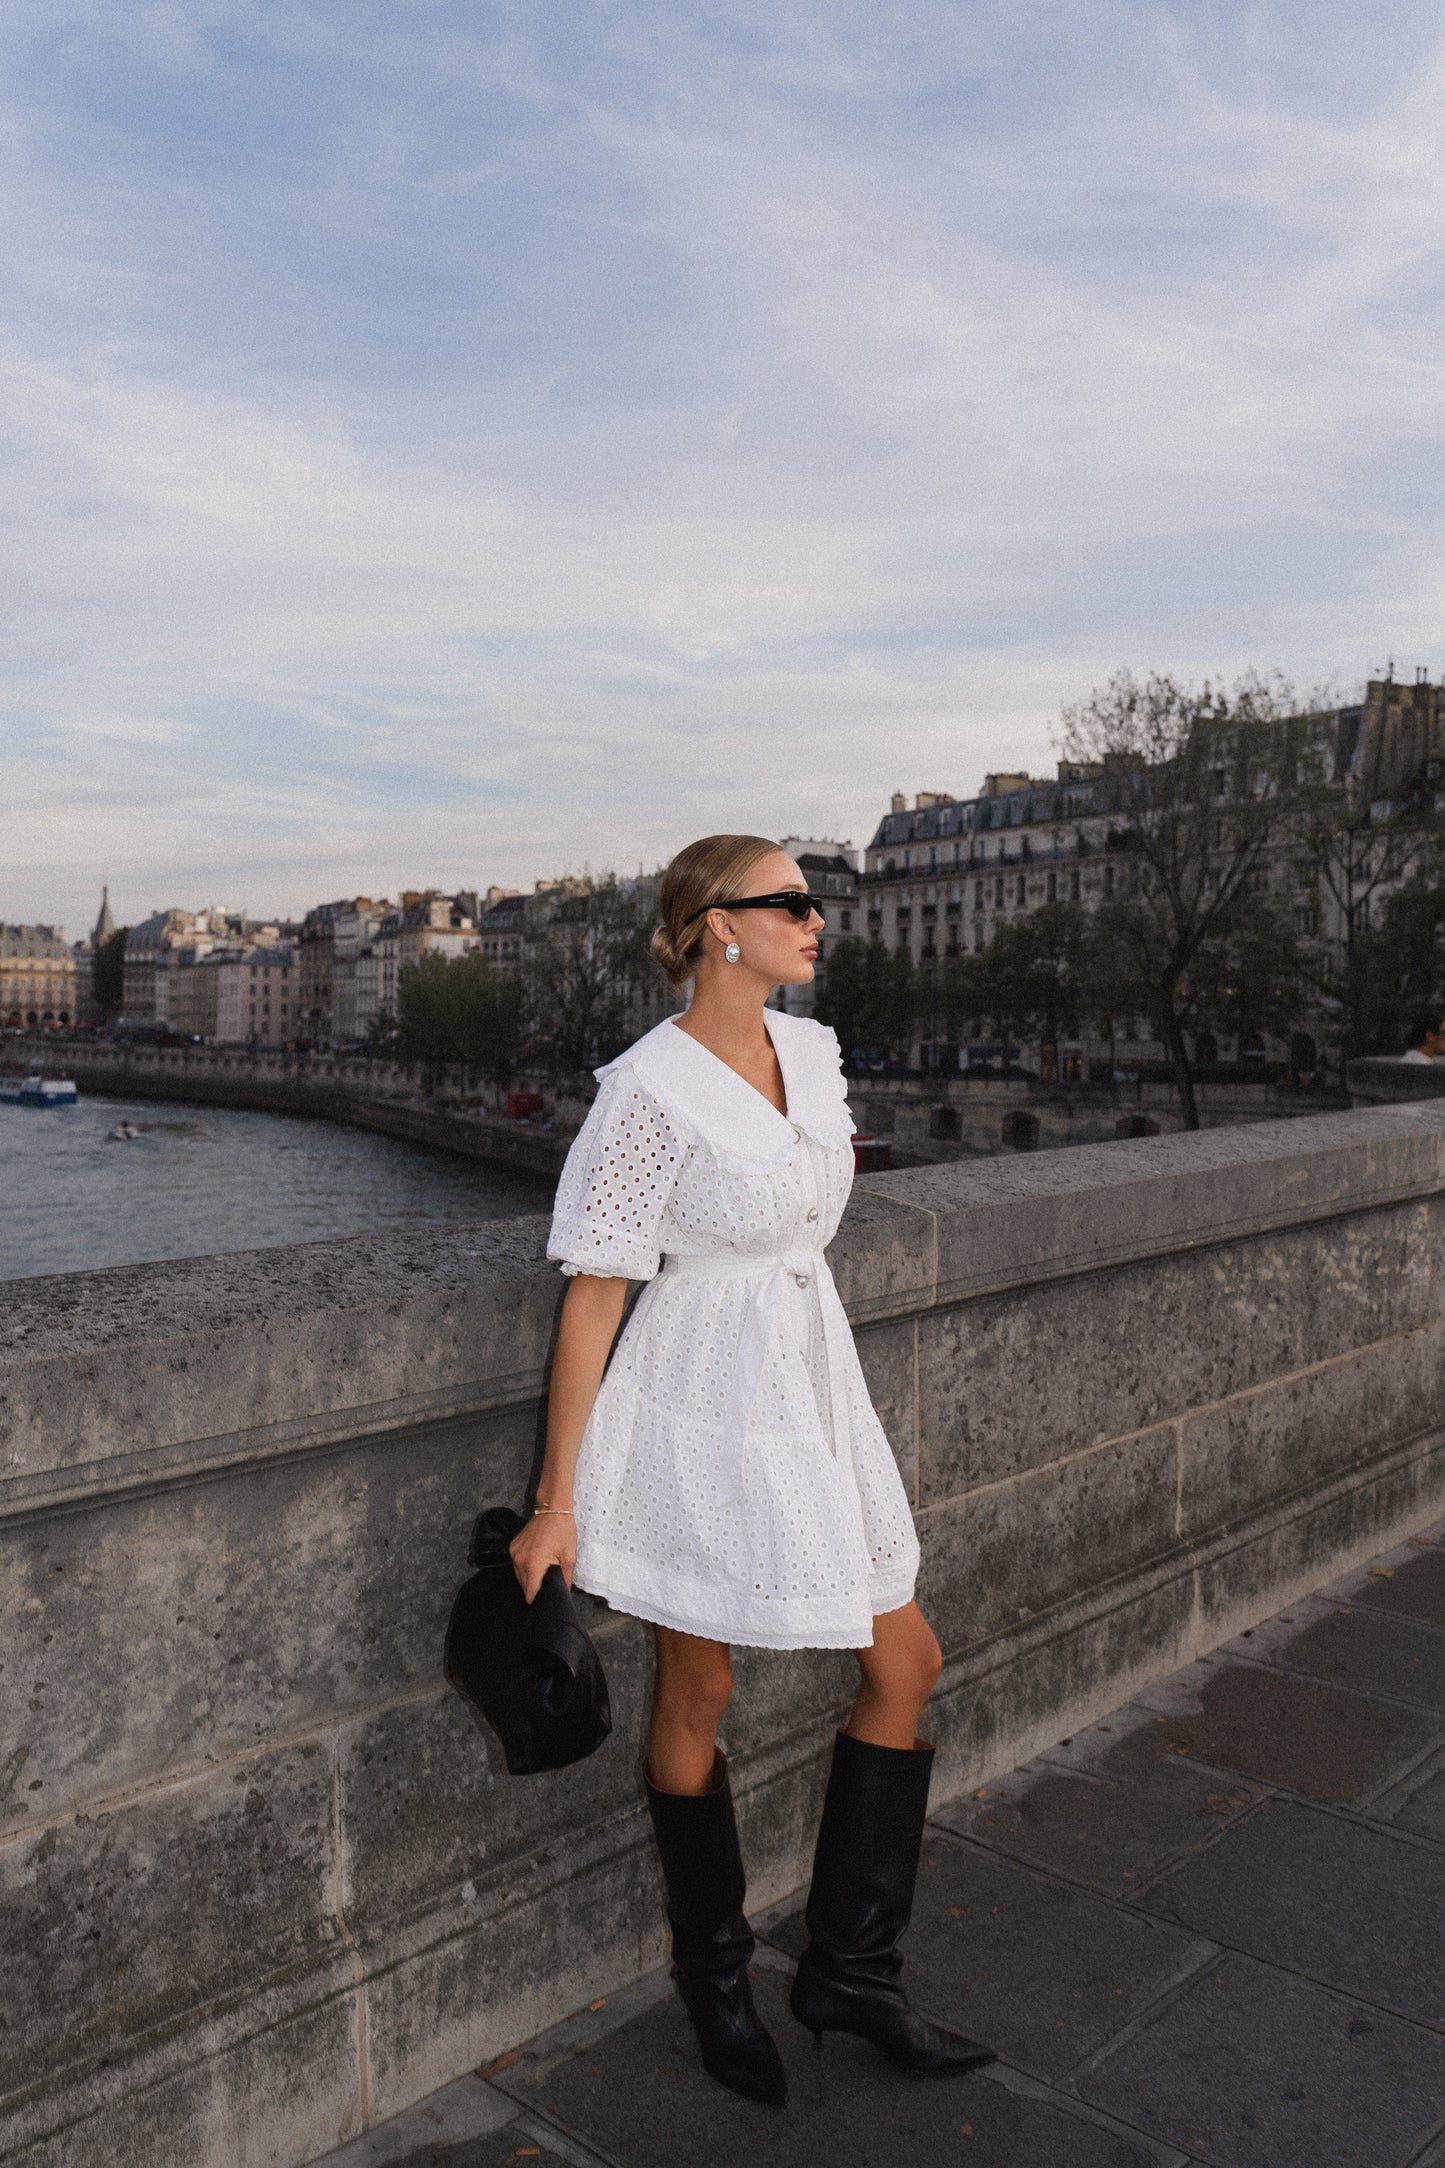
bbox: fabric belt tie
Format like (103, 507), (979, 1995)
(661, 1248), (857, 1507)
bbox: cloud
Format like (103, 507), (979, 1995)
(1, 0), (1442, 931)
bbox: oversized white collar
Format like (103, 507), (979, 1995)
(594, 1010), (854, 1165)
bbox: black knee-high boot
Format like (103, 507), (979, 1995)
(645, 1753), (788, 2107)
(789, 1731), (996, 2076)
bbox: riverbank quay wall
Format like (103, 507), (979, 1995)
(5, 1035), (1344, 1176)
(5, 1108), (1445, 2168)
(4, 1038), (578, 1179)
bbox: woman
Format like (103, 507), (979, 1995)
(509, 834), (994, 2108)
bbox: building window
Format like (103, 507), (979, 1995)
(1046, 871), (1057, 901)
(1015, 875), (1026, 906)
(1070, 870), (1080, 901)
(840, 911), (852, 932)
(994, 876), (1005, 908)
(974, 881), (984, 908)
(1103, 865), (1115, 900)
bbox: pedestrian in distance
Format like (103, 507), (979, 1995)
(508, 833), (995, 2109)
(1399, 1011), (1445, 1063)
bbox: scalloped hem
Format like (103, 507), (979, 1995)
(573, 1553), (918, 1651)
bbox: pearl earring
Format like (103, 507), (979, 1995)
(724, 940), (741, 963)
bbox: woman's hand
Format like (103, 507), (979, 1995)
(508, 1511), (577, 1603)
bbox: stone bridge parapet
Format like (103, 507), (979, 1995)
(5, 1106), (1445, 2166)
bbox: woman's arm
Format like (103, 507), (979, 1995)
(508, 1271), (630, 1601)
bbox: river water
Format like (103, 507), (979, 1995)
(0, 1094), (555, 1283)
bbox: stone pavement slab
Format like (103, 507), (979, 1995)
(1235, 1595), (1445, 1715)
(1129, 1655), (1440, 1805)
(1144, 1796), (1445, 2026)
(1381, 1747), (1445, 1844)
(935, 1736), (1259, 1898)
(1078, 1952), (1445, 2168)
(1331, 1543), (1445, 1627)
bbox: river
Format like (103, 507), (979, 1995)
(0, 1093), (555, 1282)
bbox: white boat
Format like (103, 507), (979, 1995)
(0, 1073), (80, 1107)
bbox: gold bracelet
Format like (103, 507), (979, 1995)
(533, 1504), (574, 1516)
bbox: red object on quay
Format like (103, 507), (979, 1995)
(506, 1091), (543, 1119)
(852, 1134), (892, 1173)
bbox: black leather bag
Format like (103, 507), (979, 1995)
(443, 1507), (612, 1775)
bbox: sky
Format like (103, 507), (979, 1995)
(3, 0), (1443, 936)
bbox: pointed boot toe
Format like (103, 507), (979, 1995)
(680, 1972), (788, 2105)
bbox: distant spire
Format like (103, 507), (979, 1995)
(93, 886), (115, 945)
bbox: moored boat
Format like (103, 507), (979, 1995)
(0, 1072), (80, 1107)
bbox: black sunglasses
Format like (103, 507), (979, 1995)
(681, 890), (828, 927)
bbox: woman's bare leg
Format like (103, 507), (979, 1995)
(648, 1625), (734, 1793)
(846, 1602), (943, 1748)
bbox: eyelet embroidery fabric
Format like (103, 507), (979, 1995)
(545, 1011), (920, 1650)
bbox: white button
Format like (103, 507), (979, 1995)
(806, 1207), (819, 1222)
(794, 1273), (810, 1288)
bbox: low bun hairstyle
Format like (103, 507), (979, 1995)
(651, 833), (779, 987)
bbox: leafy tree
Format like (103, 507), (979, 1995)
(452, 953), (527, 1084)
(1185, 900), (1303, 1053)
(1342, 876), (1445, 1056)
(384, 950), (527, 1086)
(816, 940), (915, 1064)
(1060, 668), (1303, 1127)
(366, 1005), (400, 1057)
(935, 906), (1088, 1071)
(93, 925), (129, 1020)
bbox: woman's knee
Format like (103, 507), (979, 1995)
(654, 1633), (733, 1727)
(860, 1614), (942, 1705)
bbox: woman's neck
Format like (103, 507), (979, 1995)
(675, 970), (774, 1062)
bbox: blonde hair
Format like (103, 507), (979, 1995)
(651, 833), (779, 986)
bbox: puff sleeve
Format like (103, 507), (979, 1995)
(547, 1069), (688, 1281)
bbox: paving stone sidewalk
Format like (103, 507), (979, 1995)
(313, 1519), (1445, 2168)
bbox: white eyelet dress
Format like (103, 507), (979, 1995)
(546, 1010), (920, 1650)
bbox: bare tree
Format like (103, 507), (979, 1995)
(1060, 669), (1303, 1128)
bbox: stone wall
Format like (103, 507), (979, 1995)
(5, 1106), (1445, 2166)
(1349, 1055), (1445, 1107)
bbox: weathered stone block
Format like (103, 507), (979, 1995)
(361, 1819), (665, 2126)
(0, 1742), (337, 2100)
(826, 1184), (935, 1322)
(0, 1218), (560, 1505)
(337, 1629), (654, 1932)
(0, 1404), (538, 1830)
(1193, 1431), (1445, 1648)
(851, 1313), (917, 1495)
(916, 1422), (1179, 1651)
(928, 1570), (1199, 1803)
(917, 1204), (1444, 1497)
(0, 1961), (360, 2168)
(1179, 1322), (1445, 1541)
